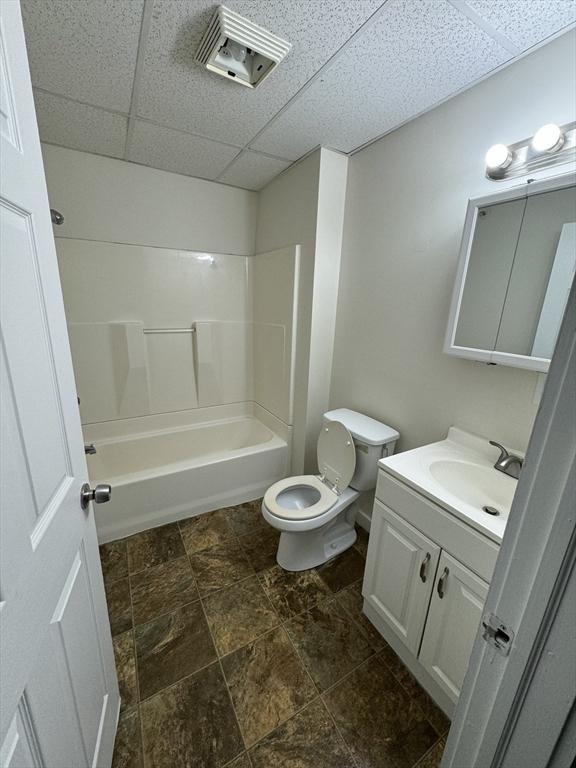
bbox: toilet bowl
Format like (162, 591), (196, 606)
(262, 409), (399, 571)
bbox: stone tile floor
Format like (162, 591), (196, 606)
(100, 500), (449, 768)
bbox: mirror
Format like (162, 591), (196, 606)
(445, 174), (576, 372)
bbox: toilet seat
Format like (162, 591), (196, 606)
(264, 421), (357, 522)
(263, 475), (338, 521)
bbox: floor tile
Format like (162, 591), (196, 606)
(203, 576), (279, 656)
(323, 656), (438, 768)
(112, 707), (143, 768)
(249, 698), (355, 768)
(285, 598), (374, 691)
(100, 539), (129, 586)
(105, 577), (132, 636)
(259, 565), (331, 620)
(225, 499), (267, 537)
(130, 556), (199, 625)
(336, 581), (385, 651)
(354, 526), (370, 558)
(225, 755), (251, 768)
(237, 527), (280, 572)
(127, 523), (185, 574)
(316, 547), (365, 593)
(101, 502), (449, 768)
(221, 626), (316, 747)
(179, 509), (235, 554)
(414, 737), (446, 768)
(141, 662), (243, 768)
(135, 602), (216, 699)
(377, 637), (407, 677)
(391, 664), (451, 736)
(189, 540), (253, 597)
(113, 630), (138, 712)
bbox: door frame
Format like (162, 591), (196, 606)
(443, 282), (575, 766)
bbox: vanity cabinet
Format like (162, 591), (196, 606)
(363, 469), (497, 715)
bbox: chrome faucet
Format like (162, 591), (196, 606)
(84, 443), (97, 455)
(489, 441), (523, 479)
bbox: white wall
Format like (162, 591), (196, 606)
(42, 144), (257, 255)
(330, 32), (576, 459)
(43, 144), (258, 425)
(255, 151), (321, 472)
(255, 148), (348, 473)
(45, 145), (304, 439)
(305, 150), (348, 467)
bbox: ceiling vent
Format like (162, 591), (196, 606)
(195, 5), (291, 89)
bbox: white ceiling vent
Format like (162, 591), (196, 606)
(195, 5), (291, 89)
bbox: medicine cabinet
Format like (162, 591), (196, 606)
(444, 173), (576, 372)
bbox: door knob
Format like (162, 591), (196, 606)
(80, 482), (112, 510)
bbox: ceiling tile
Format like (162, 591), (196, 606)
(251, 0), (513, 160)
(219, 151), (292, 190)
(464, 0), (576, 50)
(21, 0), (144, 112)
(33, 90), (127, 157)
(137, 0), (383, 146)
(127, 121), (241, 179)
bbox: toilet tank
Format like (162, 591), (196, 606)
(323, 408), (399, 491)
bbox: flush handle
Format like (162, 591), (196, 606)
(437, 567), (449, 599)
(80, 482), (112, 510)
(419, 552), (431, 583)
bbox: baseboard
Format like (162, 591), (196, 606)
(356, 507), (372, 532)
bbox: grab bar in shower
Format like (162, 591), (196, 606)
(143, 327), (196, 334)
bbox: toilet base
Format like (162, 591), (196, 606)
(276, 511), (357, 571)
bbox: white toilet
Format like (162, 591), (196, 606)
(262, 408), (399, 571)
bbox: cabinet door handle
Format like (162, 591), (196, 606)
(437, 567), (449, 599)
(419, 552), (431, 582)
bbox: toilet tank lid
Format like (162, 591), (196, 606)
(324, 409), (399, 446)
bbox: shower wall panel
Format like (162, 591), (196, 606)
(57, 239), (251, 424)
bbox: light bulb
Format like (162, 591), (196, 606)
(532, 123), (564, 153)
(485, 144), (513, 170)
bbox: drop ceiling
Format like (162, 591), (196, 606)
(21, 0), (575, 191)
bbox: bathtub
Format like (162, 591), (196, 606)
(85, 404), (290, 542)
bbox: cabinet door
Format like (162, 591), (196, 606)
(419, 551), (489, 704)
(363, 500), (440, 654)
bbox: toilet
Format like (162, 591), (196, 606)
(262, 408), (399, 571)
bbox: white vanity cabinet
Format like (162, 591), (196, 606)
(363, 468), (499, 716)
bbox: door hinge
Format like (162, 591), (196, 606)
(482, 613), (514, 656)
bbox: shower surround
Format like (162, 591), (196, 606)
(56, 238), (299, 540)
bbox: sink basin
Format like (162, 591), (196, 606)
(379, 427), (521, 542)
(429, 459), (516, 515)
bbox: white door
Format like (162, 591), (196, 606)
(419, 551), (489, 704)
(0, 3), (119, 767)
(362, 500), (440, 654)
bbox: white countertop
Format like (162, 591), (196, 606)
(379, 427), (519, 543)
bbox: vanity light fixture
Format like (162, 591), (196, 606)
(484, 120), (576, 181)
(531, 123), (565, 154)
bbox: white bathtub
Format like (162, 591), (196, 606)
(85, 405), (289, 543)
